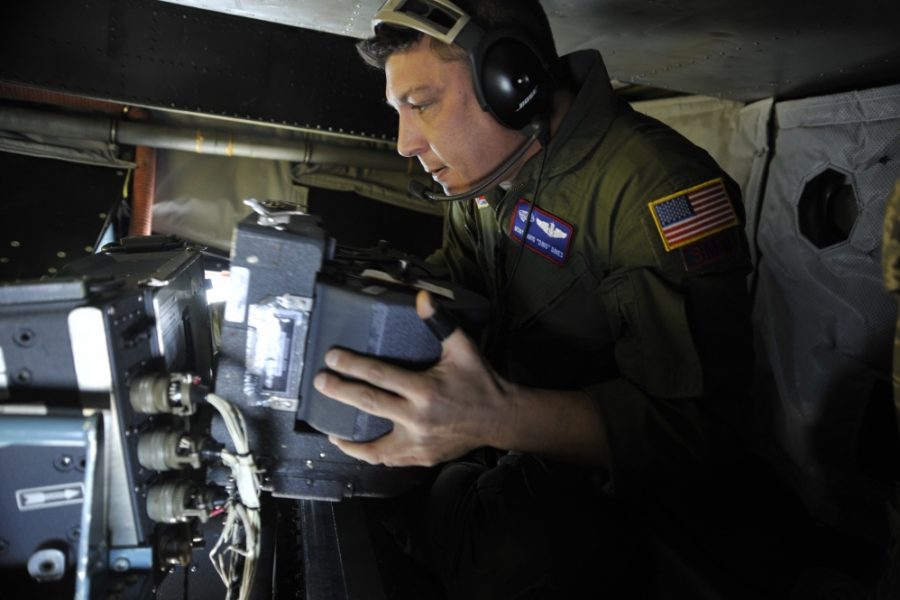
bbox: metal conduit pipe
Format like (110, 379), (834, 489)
(0, 105), (112, 140)
(0, 105), (410, 172)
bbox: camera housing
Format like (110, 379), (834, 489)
(213, 207), (487, 500)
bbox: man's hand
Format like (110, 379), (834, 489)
(313, 290), (509, 467)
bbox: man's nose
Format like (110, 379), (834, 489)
(396, 112), (425, 158)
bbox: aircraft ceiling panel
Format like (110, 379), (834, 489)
(158, 0), (900, 101)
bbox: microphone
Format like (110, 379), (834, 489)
(409, 120), (548, 203)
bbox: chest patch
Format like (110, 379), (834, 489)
(648, 178), (737, 251)
(475, 195), (490, 209)
(509, 198), (574, 265)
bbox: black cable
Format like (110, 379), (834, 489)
(500, 140), (551, 304)
(485, 140), (551, 367)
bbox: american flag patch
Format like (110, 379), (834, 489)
(475, 195), (490, 209)
(648, 178), (737, 251)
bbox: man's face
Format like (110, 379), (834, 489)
(385, 38), (525, 195)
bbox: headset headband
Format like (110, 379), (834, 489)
(373, 0), (472, 45)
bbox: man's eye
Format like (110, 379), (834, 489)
(412, 103), (430, 113)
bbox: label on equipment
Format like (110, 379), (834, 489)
(16, 483), (85, 511)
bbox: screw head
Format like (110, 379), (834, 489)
(112, 557), (130, 572)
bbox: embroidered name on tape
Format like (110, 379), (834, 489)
(509, 199), (574, 264)
(648, 178), (737, 251)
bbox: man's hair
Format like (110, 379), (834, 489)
(356, 0), (558, 69)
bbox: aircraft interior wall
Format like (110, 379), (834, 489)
(752, 84), (900, 541)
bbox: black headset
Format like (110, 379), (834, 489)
(373, 0), (554, 132)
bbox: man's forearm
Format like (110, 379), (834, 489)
(495, 386), (611, 468)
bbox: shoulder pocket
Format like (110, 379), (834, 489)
(599, 269), (704, 398)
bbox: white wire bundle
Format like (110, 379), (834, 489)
(209, 499), (261, 600)
(206, 393), (262, 600)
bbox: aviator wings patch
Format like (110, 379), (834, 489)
(509, 199), (574, 264)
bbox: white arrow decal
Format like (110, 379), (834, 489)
(16, 483), (85, 511)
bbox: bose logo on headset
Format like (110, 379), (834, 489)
(373, 0), (554, 132)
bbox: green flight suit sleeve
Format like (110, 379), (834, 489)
(578, 127), (754, 497)
(882, 180), (900, 437)
(880, 179), (900, 600)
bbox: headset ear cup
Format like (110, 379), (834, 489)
(479, 39), (552, 130)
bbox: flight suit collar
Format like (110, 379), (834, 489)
(518, 49), (620, 182)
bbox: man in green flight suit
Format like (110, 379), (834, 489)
(875, 179), (900, 600)
(312, 0), (754, 597)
